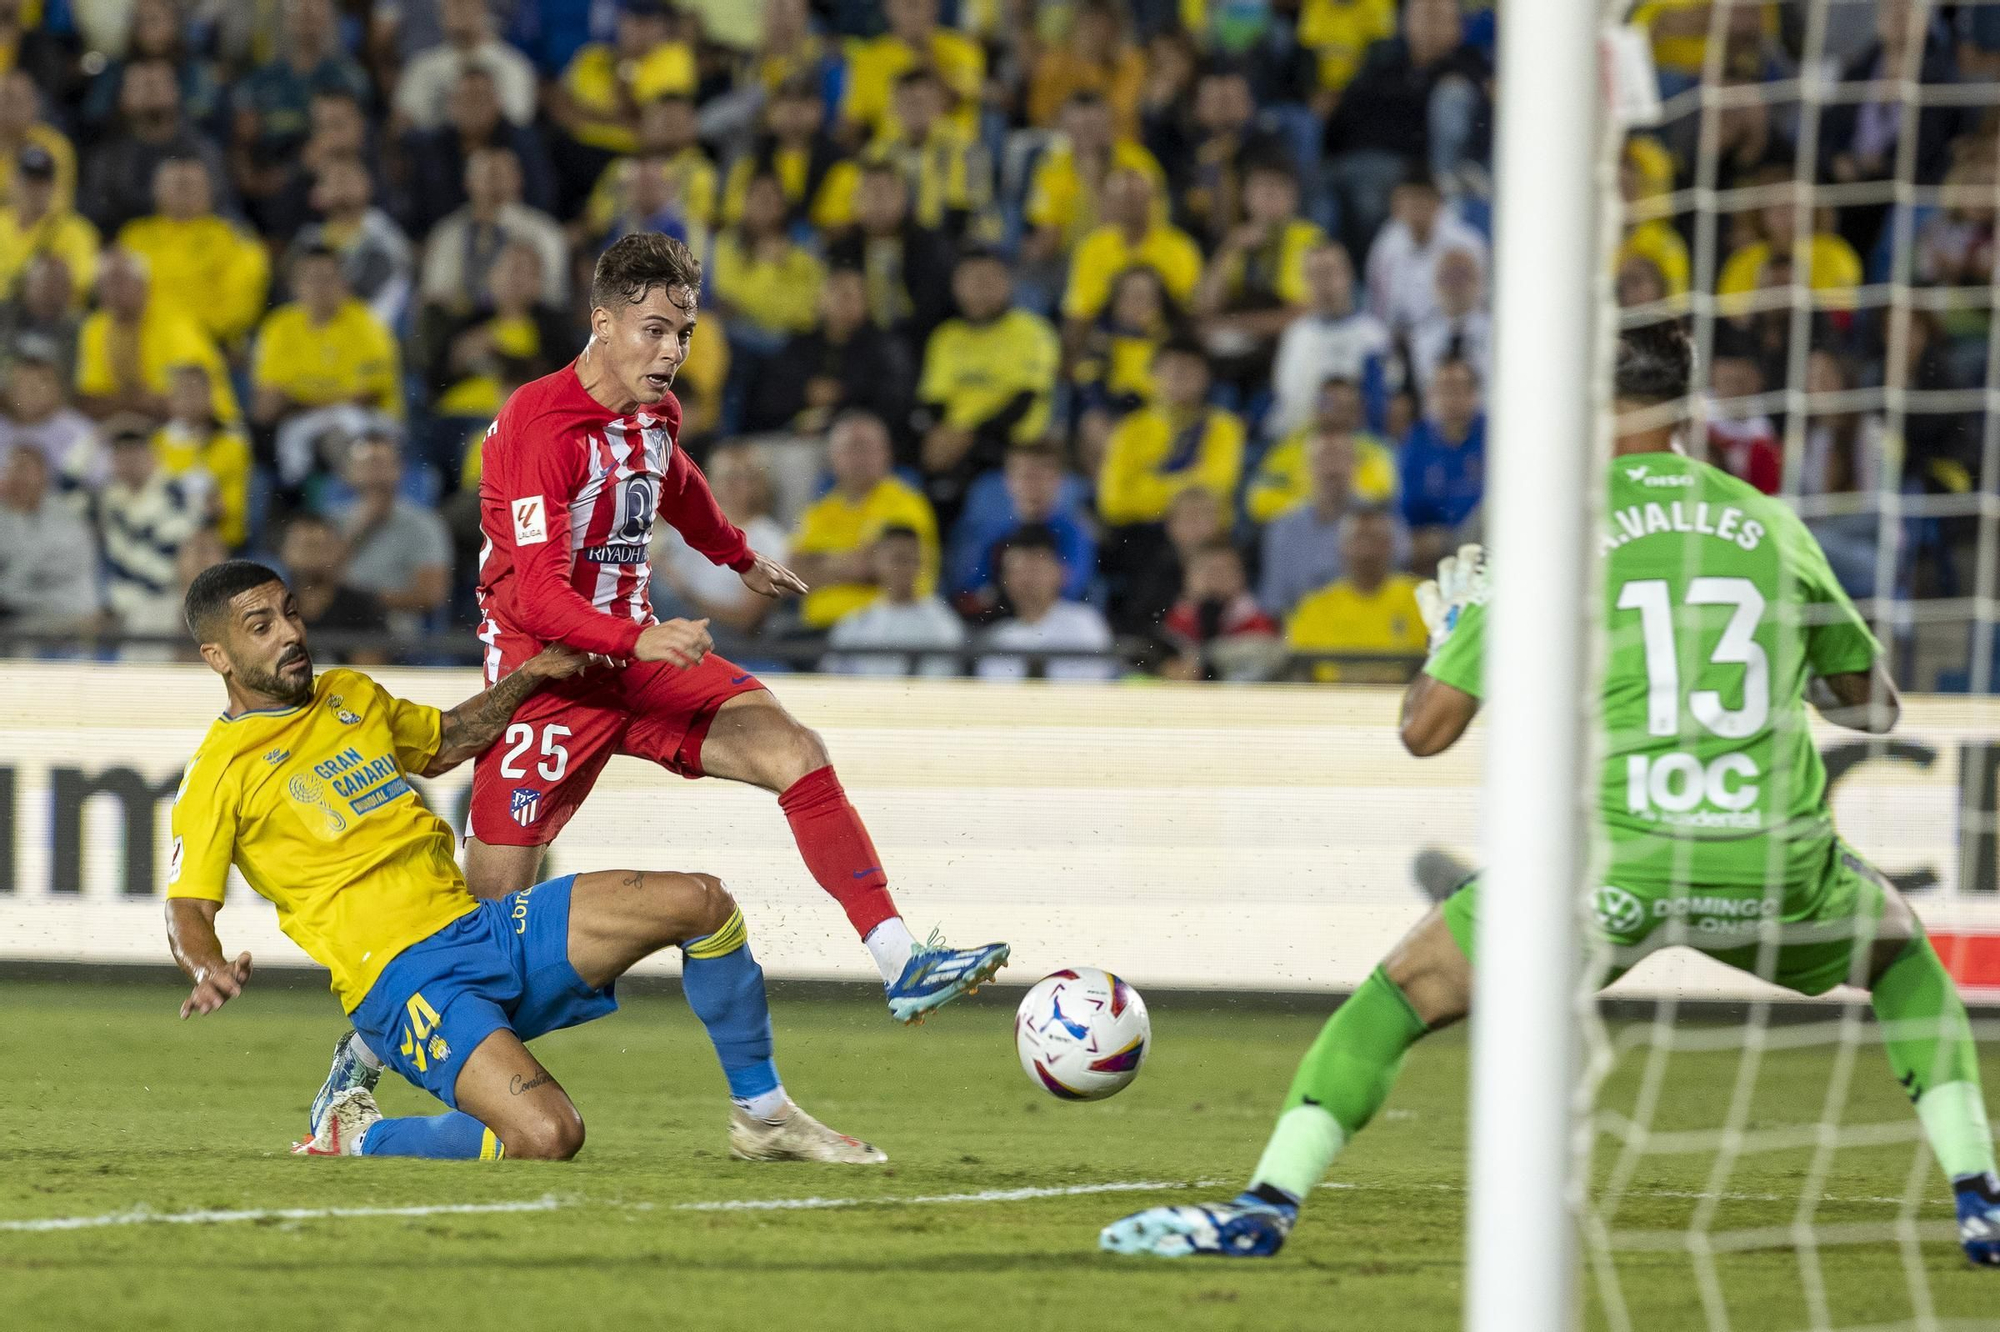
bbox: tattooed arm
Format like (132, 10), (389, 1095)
(420, 644), (595, 777)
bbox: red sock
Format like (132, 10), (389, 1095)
(778, 765), (898, 938)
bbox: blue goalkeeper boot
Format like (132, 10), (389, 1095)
(309, 1031), (382, 1139)
(1100, 1187), (1299, 1258)
(1955, 1173), (2000, 1266)
(885, 933), (1009, 1024)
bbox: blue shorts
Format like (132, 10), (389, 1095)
(351, 874), (618, 1107)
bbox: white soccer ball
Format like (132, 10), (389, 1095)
(1014, 967), (1151, 1101)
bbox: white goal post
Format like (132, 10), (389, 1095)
(1468, 0), (1607, 1328)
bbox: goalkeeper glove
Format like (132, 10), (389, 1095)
(1415, 543), (1489, 655)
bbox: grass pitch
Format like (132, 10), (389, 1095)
(2, 979), (1995, 1331)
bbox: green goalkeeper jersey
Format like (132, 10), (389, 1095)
(1423, 449), (1882, 889)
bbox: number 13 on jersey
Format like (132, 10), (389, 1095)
(1616, 576), (1769, 821)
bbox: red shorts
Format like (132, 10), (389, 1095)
(467, 650), (765, 847)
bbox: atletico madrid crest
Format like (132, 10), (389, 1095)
(509, 787), (541, 826)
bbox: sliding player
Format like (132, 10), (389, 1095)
(310, 231), (1006, 1135)
(171, 560), (885, 1164)
(1101, 321), (2000, 1264)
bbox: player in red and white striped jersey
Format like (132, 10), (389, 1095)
(463, 233), (1007, 1022)
(306, 239), (1009, 1133)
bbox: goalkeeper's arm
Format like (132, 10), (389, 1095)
(1400, 674), (1479, 757)
(1402, 543), (1485, 756)
(1809, 661), (1901, 735)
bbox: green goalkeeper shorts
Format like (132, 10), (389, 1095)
(1437, 838), (1893, 997)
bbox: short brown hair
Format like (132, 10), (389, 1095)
(1005, 440), (1064, 467)
(590, 232), (701, 314)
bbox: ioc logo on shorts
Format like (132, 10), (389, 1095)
(1593, 886), (1646, 936)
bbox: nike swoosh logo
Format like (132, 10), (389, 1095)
(853, 867), (881, 879)
(730, 674), (752, 685)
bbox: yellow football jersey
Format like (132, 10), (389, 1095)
(791, 477), (940, 628)
(167, 668), (477, 1013)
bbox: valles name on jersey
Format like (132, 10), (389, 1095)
(1603, 501), (1767, 554)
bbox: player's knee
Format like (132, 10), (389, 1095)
(504, 1103), (585, 1161)
(1384, 918), (1472, 1026)
(771, 722), (829, 785)
(682, 871), (737, 940)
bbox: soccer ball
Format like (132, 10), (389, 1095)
(1014, 967), (1150, 1101)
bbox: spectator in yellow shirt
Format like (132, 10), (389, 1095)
(1285, 506), (1427, 681)
(1098, 338), (1245, 527)
(1616, 136), (1688, 300)
(152, 362), (252, 548)
(75, 250), (238, 423)
(425, 241), (571, 418)
(711, 170), (826, 345)
(1194, 157), (1324, 319)
(0, 144), (97, 303)
(1630, 0), (1777, 91)
(842, 0), (985, 145)
(1061, 168), (1204, 358)
(791, 410), (941, 629)
(862, 69), (994, 241)
(720, 78), (851, 232)
(115, 156), (271, 349)
(1022, 90), (1167, 265)
(1192, 156), (1326, 393)
(916, 249), (1060, 523)
(823, 162), (959, 343)
(1025, 0), (1147, 133)
(0, 70), (75, 210)
(751, 0), (839, 99)
(1245, 376), (1397, 523)
(584, 94), (717, 236)
(552, 0), (695, 155)
(1072, 266), (1185, 475)
(1717, 169), (1863, 312)
(251, 243), (402, 428)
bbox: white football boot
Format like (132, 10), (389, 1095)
(292, 1087), (381, 1157)
(728, 1100), (887, 1164)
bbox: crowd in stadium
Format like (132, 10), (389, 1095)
(0, 0), (1990, 682)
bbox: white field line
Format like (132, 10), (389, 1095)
(0, 1196), (567, 1233)
(663, 1179), (1211, 1213)
(0, 1179), (1212, 1234)
(0, 1176), (1954, 1236)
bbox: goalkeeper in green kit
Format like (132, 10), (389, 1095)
(1102, 321), (2000, 1263)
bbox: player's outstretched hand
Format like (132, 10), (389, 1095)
(181, 951), (252, 1019)
(1416, 543), (1489, 655)
(741, 551), (809, 600)
(525, 643), (596, 680)
(634, 618), (713, 670)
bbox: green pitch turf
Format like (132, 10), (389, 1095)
(1, 979), (1995, 1332)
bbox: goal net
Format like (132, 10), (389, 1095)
(1570, 1), (2000, 1327)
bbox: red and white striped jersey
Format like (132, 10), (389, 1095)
(475, 361), (752, 680)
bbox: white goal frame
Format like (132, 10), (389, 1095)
(1467, 0), (1606, 1327)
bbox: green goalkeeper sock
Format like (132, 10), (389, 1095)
(1871, 935), (1997, 1181)
(1249, 967), (1429, 1201)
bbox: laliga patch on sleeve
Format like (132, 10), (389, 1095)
(512, 495), (548, 546)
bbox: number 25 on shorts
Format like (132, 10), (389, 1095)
(499, 723), (571, 782)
